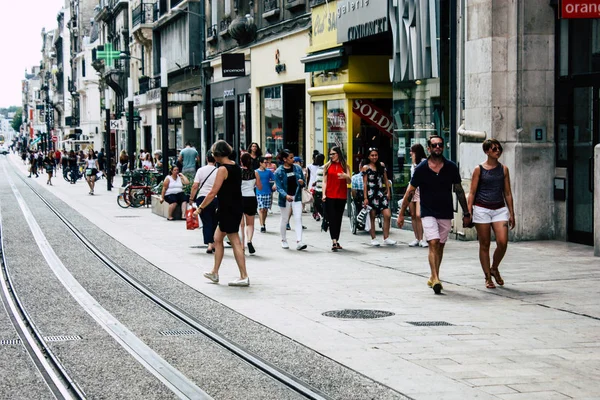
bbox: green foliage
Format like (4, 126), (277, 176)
(11, 108), (23, 132)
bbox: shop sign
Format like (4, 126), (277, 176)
(337, 0), (388, 43)
(222, 53), (246, 77)
(561, 0), (600, 18)
(310, 0), (339, 52)
(224, 89), (235, 97)
(352, 99), (393, 138)
(147, 88), (162, 104)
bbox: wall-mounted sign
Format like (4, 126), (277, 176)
(224, 89), (235, 97)
(275, 49), (286, 74)
(147, 88), (162, 104)
(310, 0), (339, 52)
(222, 53), (246, 77)
(337, 0), (388, 43)
(352, 99), (393, 138)
(561, 0), (600, 18)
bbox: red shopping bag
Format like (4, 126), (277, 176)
(186, 207), (199, 230)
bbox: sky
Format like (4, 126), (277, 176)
(0, 0), (66, 108)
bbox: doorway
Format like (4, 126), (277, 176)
(566, 84), (599, 245)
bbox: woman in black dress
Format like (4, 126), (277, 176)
(195, 140), (249, 286)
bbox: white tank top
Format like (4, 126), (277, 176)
(86, 159), (96, 168)
(165, 175), (183, 196)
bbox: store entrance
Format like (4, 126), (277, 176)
(565, 83), (599, 245)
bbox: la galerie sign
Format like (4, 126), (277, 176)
(561, 0), (600, 18)
(352, 99), (393, 138)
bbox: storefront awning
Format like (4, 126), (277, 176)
(301, 48), (344, 73)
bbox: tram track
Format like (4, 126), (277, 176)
(1, 161), (329, 399)
(0, 158), (411, 400)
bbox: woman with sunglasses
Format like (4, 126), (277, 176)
(322, 146), (351, 251)
(362, 148), (396, 246)
(467, 138), (515, 289)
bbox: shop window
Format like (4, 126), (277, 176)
(263, 85), (283, 154)
(351, 99), (393, 174)
(213, 98), (224, 141)
(238, 94), (250, 151)
(313, 101), (324, 154)
(326, 100), (347, 158)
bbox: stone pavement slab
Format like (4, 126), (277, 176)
(6, 153), (600, 399)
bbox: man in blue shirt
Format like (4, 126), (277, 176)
(397, 135), (470, 294)
(179, 141), (199, 174)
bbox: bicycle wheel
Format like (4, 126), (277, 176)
(130, 188), (146, 208)
(117, 193), (131, 208)
(349, 201), (358, 234)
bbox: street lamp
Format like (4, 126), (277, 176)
(127, 78), (135, 172)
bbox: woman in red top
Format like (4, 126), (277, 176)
(322, 146), (351, 251)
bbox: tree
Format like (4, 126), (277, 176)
(11, 108), (22, 132)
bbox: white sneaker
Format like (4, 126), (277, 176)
(408, 239), (420, 247)
(228, 277), (250, 287)
(370, 239), (381, 247)
(419, 240), (429, 248)
(281, 240), (289, 249)
(383, 238), (397, 245)
(296, 242), (307, 251)
(268, 209), (273, 215)
(203, 272), (219, 283)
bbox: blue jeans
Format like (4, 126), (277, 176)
(196, 196), (218, 244)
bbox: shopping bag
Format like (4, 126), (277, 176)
(96, 171), (104, 179)
(302, 188), (313, 204)
(186, 206), (199, 230)
(356, 205), (371, 231)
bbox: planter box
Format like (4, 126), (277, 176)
(151, 194), (182, 220)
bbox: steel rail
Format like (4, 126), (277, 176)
(0, 207), (85, 400)
(16, 166), (330, 400)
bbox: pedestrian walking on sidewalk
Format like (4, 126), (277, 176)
(407, 144), (428, 248)
(85, 151), (99, 195)
(44, 152), (54, 185)
(467, 139), (515, 289)
(194, 140), (249, 286)
(240, 153), (262, 254)
(247, 142), (262, 171)
(190, 151), (218, 253)
(397, 135), (470, 294)
(362, 148), (396, 246)
(256, 156), (275, 233)
(322, 146), (351, 251)
(68, 150), (78, 184)
(274, 149), (307, 251)
(159, 166), (189, 220)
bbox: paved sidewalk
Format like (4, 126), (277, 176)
(7, 153), (600, 399)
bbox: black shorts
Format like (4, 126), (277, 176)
(164, 192), (186, 205)
(86, 168), (98, 177)
(242, 196), (258, 216)
(217, 211), (243, 234)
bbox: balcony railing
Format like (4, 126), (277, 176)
(264, 0), (279, 12)
(219, 18), (231, 33)
(132, 2), (157, 27)
(138, 76), (161, 94)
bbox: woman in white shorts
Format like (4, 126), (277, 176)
(467, 139), (515, 289)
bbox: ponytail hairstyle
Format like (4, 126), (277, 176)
(278, 148), (292, 164)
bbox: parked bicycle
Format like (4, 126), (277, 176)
(117, 183), (155, 208)
(64, 162), (85, 183)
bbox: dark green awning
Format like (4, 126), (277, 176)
(304, 57), (343, 73)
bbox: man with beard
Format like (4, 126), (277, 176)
(397, 135), (470, 294)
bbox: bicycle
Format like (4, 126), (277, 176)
(117, 183), (155, 208)
(64, 164), (84, 183)
(348, 194), (382, 234)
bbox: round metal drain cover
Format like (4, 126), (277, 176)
(322, 309), (395, 319)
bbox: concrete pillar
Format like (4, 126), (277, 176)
(595, 144), (600, 256)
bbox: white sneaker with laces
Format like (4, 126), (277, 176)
(370, 239), (381, 247)
(383, 238), (397, 245)
(408, 239), (420, 247)
(419, 240), (429, 248)
(296, 242), (307, 251)
(203, 272), (219, 283)
(281, 240), (289, 249)
(228, 277), (250, 287)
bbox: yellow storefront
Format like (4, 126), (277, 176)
(304, 1), (393, 174)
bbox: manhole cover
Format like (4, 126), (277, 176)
(406, 321), (454, 326)
(322, 309), (395, 319)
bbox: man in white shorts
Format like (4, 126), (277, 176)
(397, 135), (470, 294)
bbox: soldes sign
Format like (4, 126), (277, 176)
(561, 0), (600, 18)
(352, 99), (393, 138)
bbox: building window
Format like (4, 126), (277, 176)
(213, 99), (224, 141)
(326, 100), (347, 157)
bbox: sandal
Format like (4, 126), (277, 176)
(485, 278), (496, 289)
(490, 268), (504, 286)
(334, 243), (342, 250)
(331, 244), (338, 252)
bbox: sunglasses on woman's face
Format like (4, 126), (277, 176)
(491, 146), (502, 152)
